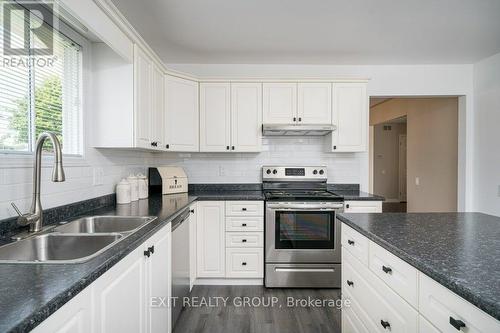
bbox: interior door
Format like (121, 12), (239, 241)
(297, 83), (332, 124)
(199, 83), (231, 152)
(165, 75), (199, 151)
(263, 83), (297, 124)
(231, 83), (262, 152)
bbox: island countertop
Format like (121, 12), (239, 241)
(337, 212), (500, 321)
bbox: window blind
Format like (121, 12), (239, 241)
(0, 2), (83, 155)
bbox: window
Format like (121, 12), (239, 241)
(0, 2), (83, 155)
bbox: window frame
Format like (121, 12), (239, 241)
(0, 13), (89, 167)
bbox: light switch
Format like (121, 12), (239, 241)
(497, 185), (500, 197)
(93, 167), (104, 186)
(415, 177), (420, 186)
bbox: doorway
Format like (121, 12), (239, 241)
(369, 97), (459, 213)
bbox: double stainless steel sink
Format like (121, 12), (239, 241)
(0, 216), (157, 264)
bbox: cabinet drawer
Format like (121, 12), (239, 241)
(419, 274), (500, 333)
(226, 216), (263, 232)
(344, 200), (382, 213)
(368, 241), (418, 308)
(341, 224), (369, 265)
(225, 248), (263, 278)
(343, 250), (418, 333)
(225, 201), (263, 216)
(225, 232), (263, 248)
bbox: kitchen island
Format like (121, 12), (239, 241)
(338, 212), (500, 331)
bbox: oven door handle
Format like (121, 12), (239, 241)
(266, 203), (344, 210)
(275, 267), (336, 272)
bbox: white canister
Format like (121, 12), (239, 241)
(137, 173), (149, 199)
(116, 179), (131, 204)
(127, 174), (139, 201)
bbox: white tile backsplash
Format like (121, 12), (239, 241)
(152, 137), (365, 184)
(0, 137), (365, 220)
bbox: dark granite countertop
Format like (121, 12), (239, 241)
(330, 190), (385, 201)
(188, 183), (265, 201)
(0, 194), (197, 333)
(337, 212), (500, 320)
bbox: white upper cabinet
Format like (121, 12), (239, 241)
(134, 45), (153, 149)
(150, 64), (164, 150)
(200, 83), (231, 152)
(165, 75), (199, 152)
(328, 82), (368, 152)
(263, 83), (297, 124)
(231, 83), (263, 152)
(200, 82), (262, 152)
(297, 83), (332, 124)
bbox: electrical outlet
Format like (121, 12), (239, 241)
(93, 167), (104, 186)
(219, 165), (225, 177)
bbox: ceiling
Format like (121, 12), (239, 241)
(111, 0), (500, 65)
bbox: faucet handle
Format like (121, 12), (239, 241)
(11, 203), (23, 216)
(11, 203), (38, 227)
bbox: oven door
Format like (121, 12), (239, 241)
(265, 202), (343, 263)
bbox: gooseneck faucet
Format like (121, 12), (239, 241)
(11, 132), (66, 233)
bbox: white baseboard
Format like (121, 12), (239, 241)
(194, 278), (263, 286)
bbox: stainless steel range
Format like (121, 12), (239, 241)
(263, 166), (343, 288)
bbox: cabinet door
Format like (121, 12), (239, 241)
(196, 201), (225, 277)
(189, 204), (197, 290)
(231, 83), (262, 152)
(134, 45), (152, 149)
(263, 83), (297, 124)
(165, 75), (199, 152)
(151, 64), (164, 150)
(32, 288), (91, 333)
(92, 246), (146, 333)
(297, 83), (332, 124)
(200, 83), (231, 152)
(330, 83), (368, 152)
(145, 224), (172, 333)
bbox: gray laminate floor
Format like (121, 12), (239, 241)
(173, 285), (342, 333)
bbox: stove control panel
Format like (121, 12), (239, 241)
(262, 166), (327, 181)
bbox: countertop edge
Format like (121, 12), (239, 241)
(337, 214), (500, 321)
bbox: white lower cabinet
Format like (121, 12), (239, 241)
(189, 203), (197, 290)
(419, 274), (500, 333)
(33, 224), (172, 333)
(341, 223), (500, 333)
(145, 225), (172, 333)
(92, 244), (147, 333)
(195, 200), (264, 281)
(343, 249), (418, 333)
(196, 201), (226, 277)
(225, 248), (264, 278)
(32, 288), (92, 333)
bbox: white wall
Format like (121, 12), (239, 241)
(170, 63), (474, 209)
(152, 137), (364, 184)
(473, 52), (500, 216)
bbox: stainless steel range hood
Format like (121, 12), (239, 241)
(262, 124), (336, 136)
